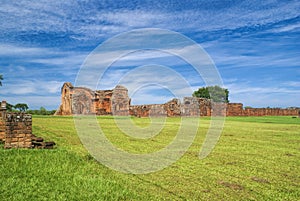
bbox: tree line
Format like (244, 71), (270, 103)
(6, 102), (56, 115)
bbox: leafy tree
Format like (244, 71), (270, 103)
(6, 102), (14, 111)
(14, 103), (29, 112)
(0, 74), (3, 86)
(39, 107), (47, 115)
(193, 86), (229, 103)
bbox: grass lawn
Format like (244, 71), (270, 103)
(0, 115), (299, 200)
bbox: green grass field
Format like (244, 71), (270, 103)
(0, 116), (299, 200)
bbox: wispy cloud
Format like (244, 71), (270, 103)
(0, 80), (64, 95)
(0, 0), (299, 108)
(1, 1), (299, 41)
(224, 81), (300, 107)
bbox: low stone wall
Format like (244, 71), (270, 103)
(130, 104), (166, 117)
(129, 99), (299, 117)
(226, 103), (244, 116)
(4, 113), (33, 148)
(243, 108), (299, 116)
(0, 101), (55, 149)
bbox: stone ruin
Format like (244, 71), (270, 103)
(55, 83), (130, 116)
(0, 101), (55, 149)
(55, 82), (300, 117)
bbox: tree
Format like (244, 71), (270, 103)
(39, 107), (47, 115)
(193, 86), (229, 103)
(14, 103), (29, 112)
(0, 74), (3, 86)
(6, 102), (14, 111)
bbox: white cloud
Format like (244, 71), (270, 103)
(224, 81), (300, 107)
(283, 81), (300, 87)
(271, 22), (300, 33)
(0, 95), (61, 110)
(1, 1), (299, 40)
(0, 44), (51, 56)
(31, 54), (87, 67)
(0, 80), (64, 95)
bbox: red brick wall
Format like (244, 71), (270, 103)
(0, 120), (5, 141)
(129, 100), (299, 117)
(4, 113), (33, 148)
(243, 108), (299, 116)
(226, 103), (244, 116)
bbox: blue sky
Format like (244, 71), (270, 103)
(0, 0), (299, 109)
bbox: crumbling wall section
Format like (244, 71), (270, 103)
(55, 82), (73, 115)
(72, 87), (95, 115)
(56, 83), (131, 116)
(129, 104), (167, 117)
(0, 101), (55, 149)
(129, 99), (181, 117)
(181, 97), (200, 116)
(243, 108), (299, 116)
(95, 90), (113, 115)
(0, 121), (5, 141)
(4, 113), (33, 149)
(112, 85), (130, 116)
(0, 101), (7, 141)
(164, 99), (181, 117)
(226, 103), (244, 116)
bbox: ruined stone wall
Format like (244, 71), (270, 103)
(56, 83), (130, 116)
(0, 101), (33, 148)
(129, 99), (182, 117)
(0, 101), (55, 149)
(226, 103), (244, 116)
(164, 99), (181, 117)
(198, 98), (211, 116)
(181, 97), (199, 116)
(0, 113), (5, 141)
(0, 101), (7, 141)
(71, 87), (95, 115)
(243, 108), (299, 116)
(56, 83), (299, 117)
(130, 104), (166, 117)
(55, 82), (73, 115)
(129, 98), (299, 117)
(130, 98), (213, 117)
(4, 113), (33, 148)
(112, 85), (130, 116)
(95, 90), (113, 115)
(0, 121), (5, 141)
(55, 83), (96, 115)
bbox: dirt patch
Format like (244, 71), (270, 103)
(218, 181), (244, 190)
(202, 189), (211, 193)
(251, 177), (270, 184)
(225, 161), (237, 165)
(285, 153), (294, 157)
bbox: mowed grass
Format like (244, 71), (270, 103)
(0, 115), (299, 200)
